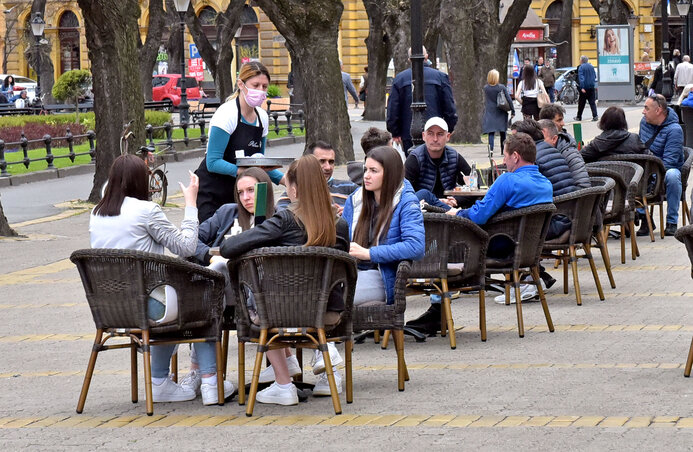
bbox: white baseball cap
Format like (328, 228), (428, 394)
(424, 117), (449, 132)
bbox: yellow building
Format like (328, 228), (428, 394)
(0, 0), (370, 95)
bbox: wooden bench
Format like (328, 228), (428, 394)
(0, 107), (35, 116)
(191, 97), (220, 122)
(144, 100), (173, 111)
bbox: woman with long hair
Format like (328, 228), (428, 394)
(482, 69), (515, 153)
(195, 61), (283, 223)
(220, 155), (349, 406)
(342, 146), (425, 306)
(89, 154), (234, 406)
(603, 28), (620, 55)
(515, 64), (544, 120)
(1, 75), (15, 98)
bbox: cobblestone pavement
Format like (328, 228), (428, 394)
(4, 105), (693, 449)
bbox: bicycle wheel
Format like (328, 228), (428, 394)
(150, 169), (167, 206)
(562, 85), (578, 105)
(635, 85), (645, 103)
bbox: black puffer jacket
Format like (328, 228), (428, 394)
(580, 130), (649, 163)
(556, 132), (591, 188)
(535, 139), (577, 196)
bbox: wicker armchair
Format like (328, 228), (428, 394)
(586, 161), (643, 263)
(600, 154), (666, 241)
(542, 178), (615, 306)
(674, 225), (693, 376)
(229, 246), (357, 416)
(483, 203), (556, 338)
(352, 260), (412, 391)
(407, 213), (489, 347)
(70, 248), (226, 416)
(681, 147), (693, 225)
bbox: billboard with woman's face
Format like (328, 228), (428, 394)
(597, 26), (631, 83)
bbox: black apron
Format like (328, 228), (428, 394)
(195, 97), (264, 222)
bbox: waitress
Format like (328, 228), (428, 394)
(195, 61), (284, 222)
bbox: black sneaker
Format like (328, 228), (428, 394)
(592, 116), (599, 121)
(573, 116), (582, 121)
(665, 223), (678, 236)
(636, 219), (655, 236)
(405, 303), (441, 333)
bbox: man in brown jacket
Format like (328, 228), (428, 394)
(538, 57), (556, 102)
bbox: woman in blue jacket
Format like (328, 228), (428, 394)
(343, 146), (425, 305)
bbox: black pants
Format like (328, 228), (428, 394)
(576, 87), (598, 119)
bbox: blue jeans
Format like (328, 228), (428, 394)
(415, 189), (451, 211)
(636, 168), (682, 225)
(147, 297), (217, 378)
(488, 131), (506, 152)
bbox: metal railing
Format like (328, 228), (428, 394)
(265, 100), (305, 137)
(144, 119), (208, 154)
(0, 128), (96, 177)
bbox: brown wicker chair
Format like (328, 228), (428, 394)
(352, 260), (412, 391)
(483, 203), (556, 338)
(229, 246), (357, 416)
(674, 225), (693, 376)
(542, 178), (615, 306)
(600, 154), (666, 241)
(407, 213), (489, 347)
(681, 147), (693, 225)
(586, 161), (643, 263)
(70, 248), (226, 416)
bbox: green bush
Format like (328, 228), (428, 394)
(0, 113), (95, 130)
(52, 70), (92, 123)
(267, 84), (282, 98)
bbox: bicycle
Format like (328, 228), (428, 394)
(101, 121), (169, 206)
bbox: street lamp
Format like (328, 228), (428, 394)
(30, 12), (45, 107)
(174, 0), (190, 123)
(678, 1), (692, 55)
(409, 0), (426, 153)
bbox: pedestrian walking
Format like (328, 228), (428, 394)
(574, 55), (598, 122)
(482, 69), (515, 153)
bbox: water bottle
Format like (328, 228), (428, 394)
(469, 162), (478, 191)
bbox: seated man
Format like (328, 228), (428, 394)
(405, 116), (471, 211)
(276, 141), (358, 212)
(638, 94), (684, 236)
(406, 133), (553, 333)
(539, 105), (591, 188)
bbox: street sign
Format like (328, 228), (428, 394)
(189, 43), (200, 59)
(188, 58), (204, 81)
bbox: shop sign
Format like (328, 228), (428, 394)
(515, 29), (543, 41)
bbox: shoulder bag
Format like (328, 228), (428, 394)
(537, 81), (551, 108)
(497, 89), (511, 112)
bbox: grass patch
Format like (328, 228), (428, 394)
(2, 142), (93, 176)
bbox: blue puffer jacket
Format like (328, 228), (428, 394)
(535, 139), (577, 196)
(639, 107), (684, 170)
(342, 179), (425, 304)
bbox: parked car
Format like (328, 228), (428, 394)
(152, 74), (201, 107)
(0, 74), (38, 102)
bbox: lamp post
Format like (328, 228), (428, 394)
(678, 1), (692, 55)
(409, 0), (426, 153)
(30, 12), (45, 107)
(662, 0), (673, 101)
(174, 0), (190, 123)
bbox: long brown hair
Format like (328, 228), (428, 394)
(233, 167), (275, 230)
(93, 154), (149, 217)
(286, 155), (336, 246)
(521, 64), (536, 91)
(352, 146), (404, 247)
(228, 61), (271, 102)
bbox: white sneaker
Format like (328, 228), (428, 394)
(313, 368), (343, 396)
(178, 369), (201, 396)
(494, 283), (539, 304)
(258, 355), (302, 383)
(201, 380), (236, 405)
(255, 382), (299, 406)
(151, 377), (197, 403)
(311, 343), (343, 375)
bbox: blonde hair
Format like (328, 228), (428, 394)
(226, 61), (271, 102)
(487, 69), (499, 86)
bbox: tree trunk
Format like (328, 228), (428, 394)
(29, 0), (55, 104)
(554, 0), (574, 68)
(0, 196), (18, 237)
(255, 0), (353, 164)
(165, 6), (183, 78)
(77, 0), (146, 203)
(441, 0), (531, 143)
(183, 0), (245, 101)
(384, 3), (410, 75)
(139, 0), (167, 101)
(589, 0), (629, 25)
(422, 0), (442, 67)
(362, 0), (393, 121)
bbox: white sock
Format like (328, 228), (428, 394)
(201, 375), (217, 386)
(152, 377), (166, 385)
(277, 382), (293, 389)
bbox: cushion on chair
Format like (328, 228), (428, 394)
(544, 229), (571, 245)
(447, 263), (465, 276)
(357, 299), (387, 307)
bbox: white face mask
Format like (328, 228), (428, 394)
(241, 82), (267, 108)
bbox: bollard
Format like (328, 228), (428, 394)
(146, 124), (154, 146)
(0, 140), (7, 177)
(286, 111), (293, 137)
(20, 132), (29, 169)
(66, 128), (75, 162)
(198, 119), (207, 146)
(44, 134), (54, 169)
(87, 130), (96, 162)
(181, 121), (190, 146)
(164, 122), (175, 154)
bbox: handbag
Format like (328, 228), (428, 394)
(537, 81), (551, 108)
(497, 90), (511, 112)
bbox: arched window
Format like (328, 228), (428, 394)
(59, 11), (81, 73)
(236, 5), (259, 72)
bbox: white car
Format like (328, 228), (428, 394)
(0, 74), (38, 102)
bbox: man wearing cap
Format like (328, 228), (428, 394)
(404, 116), (471, 211)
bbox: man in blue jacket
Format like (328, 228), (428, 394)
(386, 46), (458, 155)
(574, 56), (598, 122)
(639, 94), (684, 236)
